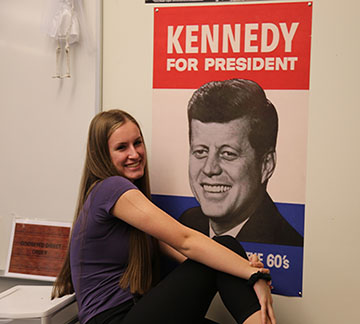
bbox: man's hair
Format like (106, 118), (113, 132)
(188, 79), (278, 158)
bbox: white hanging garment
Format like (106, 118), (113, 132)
(47, 0), (80, 44)
(43, 0), (85, 78)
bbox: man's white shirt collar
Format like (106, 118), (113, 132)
(209, 218), (249, 239)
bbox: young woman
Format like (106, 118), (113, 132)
(52, 109), (276, 324)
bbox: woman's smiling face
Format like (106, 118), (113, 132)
(108, 120), (146, 182)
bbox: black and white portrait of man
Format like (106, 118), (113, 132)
(179, 79), (303, 247)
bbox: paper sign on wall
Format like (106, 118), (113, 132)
(5, 219), (71, 281)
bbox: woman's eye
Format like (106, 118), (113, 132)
(134, 139), (143, 146)
(116, 145), (126, 151)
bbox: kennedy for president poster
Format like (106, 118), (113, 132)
(151, 2), (312, 296)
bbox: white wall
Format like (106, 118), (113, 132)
(0, 0), (99, 289)
(103, 0), (360, 323)
(276, 0), (360, 322)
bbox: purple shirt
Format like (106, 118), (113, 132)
(70, 176), (138, 324)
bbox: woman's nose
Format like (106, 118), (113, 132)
(128, 145), (139, 159)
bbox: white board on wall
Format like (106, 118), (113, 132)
(0, 0), (100, 270)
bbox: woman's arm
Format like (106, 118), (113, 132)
(158, 241), (187, 263)
(112, 189), (265, 280)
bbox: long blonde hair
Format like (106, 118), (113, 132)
(52, 109), (157, 298)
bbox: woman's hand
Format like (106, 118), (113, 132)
(253, 280), (276, 324)
(249, 254), (264, 269)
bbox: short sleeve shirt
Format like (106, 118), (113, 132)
(70, 176), (138, 324)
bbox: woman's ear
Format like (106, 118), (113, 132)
(261, 150), (276, 184)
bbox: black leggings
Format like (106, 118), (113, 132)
(88, 236), (260, 324)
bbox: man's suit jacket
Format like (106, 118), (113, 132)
(179, 193), (303, 246)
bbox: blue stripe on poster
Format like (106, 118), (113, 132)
(152, 194), (304, 297)
(276, 202), (305, 237)
(152, 194), (304, 232)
